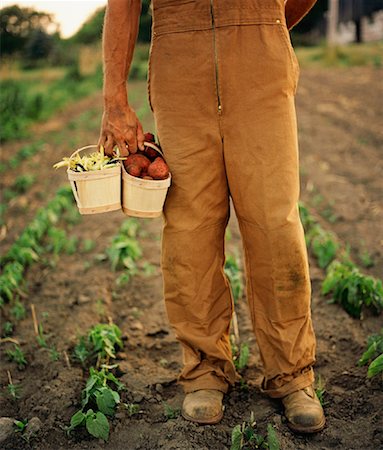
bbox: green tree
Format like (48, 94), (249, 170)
(0, 5), (58, 55)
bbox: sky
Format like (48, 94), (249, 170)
(1, 1), (107, 38)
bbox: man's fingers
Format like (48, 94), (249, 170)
(116, 139), (129, 157)
(127, 133), (138, 153)
(137, 121), (145, 151)
(98, 134), (107, 152)
(104, 135), (115, 156)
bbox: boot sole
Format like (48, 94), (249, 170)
(286, 416), (326, 434)
(181, 408), (224, 425)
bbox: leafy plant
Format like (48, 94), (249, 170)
(2, 321), (14, 336)
(163, 401), (180, 419)
(67, 367), (124, 441)
(231, 335), (250, 371)
(306, 225), (339, 269)
(231, 412), (280, 450)
(358, 329), (383, 378)
(14, 419), (28, 433)
(225, 254), (244, 303)
(124, 403), (140, 416)
(322, 260), (383, 318)
(6, 344), (27, 369)
(315, 374), (326, 406)
(106, 219), (142, 272)
(88, 323), (123, 363)
(7, 382), (21, 400)
(10, 301), (26, 320)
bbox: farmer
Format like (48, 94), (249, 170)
(99, 0), (325, 433)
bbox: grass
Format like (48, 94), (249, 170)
(295, 41), (383, 68)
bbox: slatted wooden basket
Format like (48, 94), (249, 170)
(67, 145), (121, 215)
(122, 142), (171, 218)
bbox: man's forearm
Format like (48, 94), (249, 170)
(103, 0), (141, 108)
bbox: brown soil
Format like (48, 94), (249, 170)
(0, 69), (382, 450)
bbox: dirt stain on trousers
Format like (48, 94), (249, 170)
(148, 0), (316, 398)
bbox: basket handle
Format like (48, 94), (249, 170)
(144, 141), (164, 158)
(69, 145), (99, 163)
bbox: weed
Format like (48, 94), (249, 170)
(225, 254), (244, 303)
(315, 374), (327, 406)
(7, 382), (21, 400)
(124, 403), (140, 416)
(2, 321), (14, 336)
(6, 344), (27, 369)
(322, 259), (383, 318)
(163, 401), (180, 419)
(231, 336), (250, 371)
(14, 419), (28, 433)
(358, 329), (383, 378)
(67, 367), (124, 441)
(50, 346), (60, 362)
(10, 301), (26, 320)
(231, 412), (280, 450)
(359, 250), (375, 268)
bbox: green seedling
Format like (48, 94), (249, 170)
(306, 225), (339, 269)
(67, 367), (124, 441)
(231, 412), (280, 450)
(14, 419), (28, 433)
(13, 174), (36, 194)
(359, 250), (375, 268)
(6, 370), (21, 400)
(163, 401), (180, 419)
(6, 344), (27, 369)
(358, 329), (383, 378)
(36, 323), (48, 348)
(322, 259), (383, 318)
(2, 321), (14, 336)
(73, 336), (91, 367)
(81, 238), (96, 253)
(225, 254), (244, 303)
(7, 382), (21, 400)
(315, 374), (326, 406)
(124, 403), (140, 416)
(88, 323), (123, 363)
(50, 346), (60, 362)
(231, 337), (250, 371)
(106, 219), (142, 272)
(10, 301), (26, 320)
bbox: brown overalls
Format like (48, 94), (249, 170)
(148, 0), (316, 398)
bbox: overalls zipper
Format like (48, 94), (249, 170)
(210, 0), (222, 114)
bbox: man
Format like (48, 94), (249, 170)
(99, 0), (325, 433)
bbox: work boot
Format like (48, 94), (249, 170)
(282, 385), (326, 433)
(181, 389), (224, 424)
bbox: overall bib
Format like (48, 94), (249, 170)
(148, 0), (316, 398)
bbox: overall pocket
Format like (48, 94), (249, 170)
(277, 23), (300, 94)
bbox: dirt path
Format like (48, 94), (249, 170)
(1, 68), (382, 450)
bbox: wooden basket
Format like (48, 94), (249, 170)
(67, 145), (121, 215)
(122, 142), (171, 218)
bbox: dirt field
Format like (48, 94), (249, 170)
(1, 67), (382, 450)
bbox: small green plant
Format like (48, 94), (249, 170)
(81, 238), (96, 253)
(163, 401), (180, 419)
(231, 335), (250, 371)
(6, 344), (27, 369)
(315, 374), (326, 406)
(231, 412), (280, 450)
(359, 250), (374, 268)
(14, 419), (28, 433)
(36, 323), (48, 348)
(6, 370), (21, 400)
(10, 301), (26, 320)
(7, 382), (21, 400)
(12, 174), (36, 194)
(88, 323), (123, 364)
(322, 260), (383, 318)
(73, 336), (91, 367)
(50, 346), (60, 362)
(358, 329), (383, 378)
(66, 367), (124, 441)
(2, 321), (14, 336)
(124, 403), (140, 416)
(106, 219), (142, 272)
(225, 254), (244, 303)
(306, 225), (339, 269)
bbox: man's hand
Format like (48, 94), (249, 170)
(98, 105), (145, 157)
